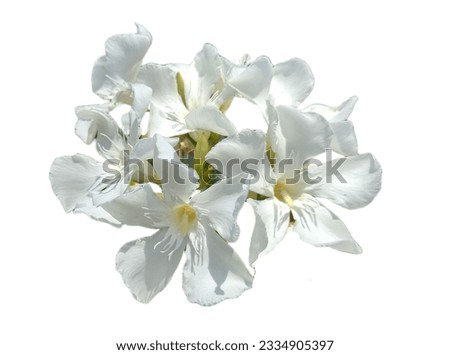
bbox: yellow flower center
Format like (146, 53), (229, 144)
(274, 182), (293, 206)
(171, 204), (198, 236)
(274, 180), (303, 207)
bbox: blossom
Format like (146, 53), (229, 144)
(49, 24), (382, 305)
(105, 136), (252, 305)
(49, 104), (158, 224)
(50, 24), (163, 223)
(92, 23), (152, 103)
(89, 23), (156, 139)
(136, 45), (272, 141)
(206, 105), (382, 266)
(136, 44), (237, 139)
(227, 56), (359, 157)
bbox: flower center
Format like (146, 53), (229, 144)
(274, 182), (293, 206)
(274, 180), (303, 207)
(171, 204), (198, 236)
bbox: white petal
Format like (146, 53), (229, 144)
(270, 58), (314, 106)
(91, 175), (129, 207)
(50, 154), (123, 225)
(75, 106), (126, 160)
(304, 96), (358, 123)
(153, 135), (199, 203)
(138, 64), (190, 137)
(121, 84), (152, 145)
(328, 121), (358, 156)
(116, 228), (185, 303)
(304, 153), (382, 209)
(291, 195), (362, 254)
(148, 105), (191, 138)
(166, 63), (190, 78)
(206, 129), (275, 196)
(185, 106), (237, 136)
(304, 96), (359, 156)
(74, 104), (119, 145)
(182, 225), (253, 306)
(131, 137), (155, 161)
(137, 63), (187, 115)
(248, 198), (291, 267)
(184, 44), (222, 109)
(220, 54), (250, 81)
(96, 132), (126, 162)
(75, 203), (121, 225)
(92, 24), (152, 99)
(206, 129), (265, 172)
(190, 175), (250, 242)
(49, 154), (103, 212)
(102, 185), (170, 228)
(228, 56), (273, 105)
(132, 136), (178, 160)
(269, 105), (333, 176)
(130, 83), (152, 121)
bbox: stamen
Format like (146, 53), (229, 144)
(274, 181), (294, 206)
(171, 204), (198, 236)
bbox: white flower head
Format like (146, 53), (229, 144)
(137, 44), (238, 139)
(107, 136), (253, 305)
(207, 105), (382, 266)
(50, 101), (164, 225)
(50, 24), (381, 305)
(227, 55), (360, 157)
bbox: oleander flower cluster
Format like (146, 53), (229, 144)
(49, 24), (382, 306)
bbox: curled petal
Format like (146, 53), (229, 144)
(121, 84), (153, 145)
(228, 56), (273, 106)
(74, 105), (119, 146)
(92, 23), (152, 99)
(304, 96), (358, 123)
(304, 96), (359, 156)
(75, 105), (126, 160)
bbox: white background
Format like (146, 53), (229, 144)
(1, 0), (449, 354)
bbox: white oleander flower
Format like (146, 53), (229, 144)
(105, 136), (252, 305)
(92, 23), (152, 102)
(137, 44), (237, 139)
(136, 45), (270, 141)
(89, 24), (155, 137)
(49, 24), (382, 305)
(49, 105), (158, 224)
(227, 56), (359, 157)
(206, 105), (382, 266)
